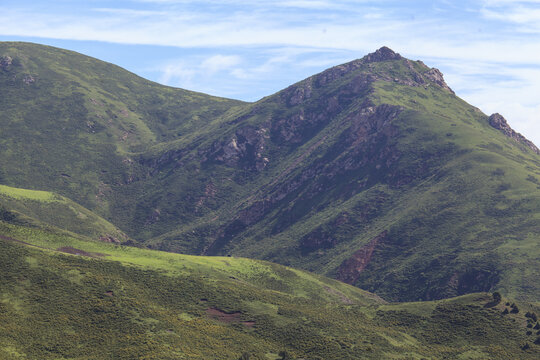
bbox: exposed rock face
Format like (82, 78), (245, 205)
(145, 208), (161, 225)
(363, 46), (402, 63)
(300, 228), (337, 254)
(424, 68), (454, 94)
(195, 182), (218, 210)
(203, 102), (403, 256)
(274, 74), (374, 144)
(488, 113), (540, 154)
(0, 55), (12, 71)
(282, 78), (313, 106)
(99, 235), (121, 244)
(207, 126), (269, 171)
(299, 46), (455, 101)
(337, 231), (388, 284)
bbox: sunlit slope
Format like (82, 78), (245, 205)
(0, 184), (127, 241)
(1, 220), (539, 359)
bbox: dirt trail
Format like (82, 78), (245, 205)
(206, 308), (255, 327)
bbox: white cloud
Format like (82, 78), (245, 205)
(200, 55), (241, 75)
(160, 62), (196, 87)
(158, 54), (246, 94)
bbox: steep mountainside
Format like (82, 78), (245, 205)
(1, 42), (539, 303)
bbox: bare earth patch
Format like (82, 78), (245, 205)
(206, 308), (255, 327)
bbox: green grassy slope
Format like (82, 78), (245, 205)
(0, 184), (127, 241)
(1, 220), (539, 359)
(0, 41), (244, 217)
(1, 42), (539, 304)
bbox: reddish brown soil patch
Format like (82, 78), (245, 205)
(206, 308), (241, 322)
(206, 308), (255, 327)
(337, 230), (387, 284)
(56, 247), (107, 258)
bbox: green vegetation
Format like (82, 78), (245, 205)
(0, 184), (127, 241)
(0, 42), (539, 305)
(1, 220), (539, 359)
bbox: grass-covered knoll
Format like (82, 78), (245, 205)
(0, 220), (377, 305)
(1, 221), (539, 359)
(0, 184), (127, 242)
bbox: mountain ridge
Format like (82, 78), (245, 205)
(0, 42), (539, 303)
(1, 41), (540, 357)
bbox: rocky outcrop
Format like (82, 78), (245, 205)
(488, 113), (540, 154)
(22, 74), (35, 84)
(312, 47), (400, 87)
(424, 68), (454, 94)
(144, 208), (161, 225)
(363, 46), (402, 63)
(99, 235), (121, 244)
(0, 55), (12, 71)
(207, 102), (403, 255)
(274, 74), (374, 144)
(302, 46), (455, 99)
(206, 126), (269, 171)
(281, 78), (313, 106)
(337, 231), (388, 284)
(203, 199), (270, 255)
(195, 182), (217, 210)
(300, 228), (337, 255)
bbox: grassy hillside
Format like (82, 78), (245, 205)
(0, 41), (244, 216)
(1, 42), (539, 304)
(1, 219), (540, 359)
(0, 184), (127, 241)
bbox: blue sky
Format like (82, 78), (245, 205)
(1, 0), (539, 145)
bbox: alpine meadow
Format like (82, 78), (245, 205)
(1, 42), (539, 359)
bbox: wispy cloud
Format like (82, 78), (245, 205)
(480, 0), (540, 31)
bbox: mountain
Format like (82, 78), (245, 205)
(1, 42), (539, 304)
(1, 41), (540, 358)
(1, 206), (539, 359)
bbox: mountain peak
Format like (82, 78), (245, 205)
(489, 113), (540, 154)
(363, 46), (402, 62)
